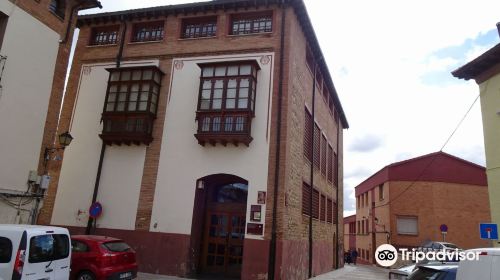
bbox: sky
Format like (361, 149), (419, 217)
(79, 0), (500, 217)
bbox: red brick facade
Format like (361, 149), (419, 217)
(40, 1), (347, 279)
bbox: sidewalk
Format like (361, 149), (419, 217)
(138, 273), (192, 280)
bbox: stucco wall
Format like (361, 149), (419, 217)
(51, 61), (156, 229)
(150, 53), (274, 239)
(479, 74), (500, 247)
(0, 1), (59, 223)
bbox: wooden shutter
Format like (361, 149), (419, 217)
(313, 123), (320, 168)
(312, 189), (319, 219)
(302, 182), (311, 215)
(304, 108), (313, 162)
(321, 135), (327, 176)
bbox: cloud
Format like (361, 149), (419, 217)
(345, 167), (373, 180)
(349, 134), (384, 152)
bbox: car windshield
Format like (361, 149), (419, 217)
(408, 267), (446, 280)
(443, 243), (459, 249)
(102, 241), (130, 252)
(28, 234), (69, 263)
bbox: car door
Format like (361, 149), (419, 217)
(0, 235), (15, 280)
(23, 233), (55, 280)
(52, 234), (71, 280)
(71, 239), (91, 279)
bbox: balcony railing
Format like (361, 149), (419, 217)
(195, 110), (253, 146)
(100, 113), (154, 145)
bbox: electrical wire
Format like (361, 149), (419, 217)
(372, 93), (481, 209)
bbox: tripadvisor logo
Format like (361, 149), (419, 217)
(375, 244), (398, 267)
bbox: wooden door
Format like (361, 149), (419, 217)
(202, 211), (246, 278)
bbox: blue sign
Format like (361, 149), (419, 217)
(89, 202), (103, 219)
(480, 223), (499, 240)
(440, 224), (448, 233)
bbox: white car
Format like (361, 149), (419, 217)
(456, 248), (500, 280)
(419, 241), (462, 252)
(0, 225), (71, 280)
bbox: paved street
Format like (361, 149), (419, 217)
(311, 264), (388, 280)
(138, 264), (389, 280)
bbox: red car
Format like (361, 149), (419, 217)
(70, 235), (138, 280)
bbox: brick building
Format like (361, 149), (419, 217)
(343, 214), (356, 252)
(354, 151), (490, 264)
(0, 0), (101, 224)
(37, 0), (348, 279)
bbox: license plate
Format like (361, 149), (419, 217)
(120, 272), (132, 279)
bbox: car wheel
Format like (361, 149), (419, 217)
(77, 271), (95, 280)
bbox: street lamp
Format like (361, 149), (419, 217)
(44, 131), (73, 166)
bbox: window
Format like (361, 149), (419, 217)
(320, 194), (326, 221)
(302, 182), (311, 215)
(230, 12), (272, 35)
(304, 108), (313, 162)
(321, 135), (327, 176)
(313, 123), (320, 168)
(365, 220), (369, 233)
(333, 152), (338, 186)
(28, 234), (69, 263)
(306, 45), (314, 72)
(327, 144), (333, 182)
(397, 216), (418, 235)
(102, 241), (131, 252)
(379, 184), (384, 201)
(195, 61), (259, 146)
(332, 202), (338, 224)
(49, 0), (65, 19)
(0, 237), (12, 263)
(326, 198), (333, 223)
(361, 220), (364, 234)
(131, 21), (164, 42)
(90, 25), (119, 46)
(312, 189), (319, 219)
(357, 221), (360, 234)
(71, 240), (89, 253)
(214, 183), (248, 203)
(181, 16), (217, 39)
(322, 81), (329, 102)
(101, 66), (163, 145)
(328, 97), (334, 115)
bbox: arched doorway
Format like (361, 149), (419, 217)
(190, 174), (248, 279)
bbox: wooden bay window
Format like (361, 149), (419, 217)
(100, 66), (163, 145)
(195, 61), (259, 146)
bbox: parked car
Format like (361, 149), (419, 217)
(389, 263), (416, 279)
(0, 224), (71, 280)
(418, 241), (462, 252)
(456, 248), (500, 280)
(407, 263), (458, 280)
(70, 235), (138, 280)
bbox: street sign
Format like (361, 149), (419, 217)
(440, 224), (448, 233)
(89, 202), (103, 219)
(480, 223), (499, 240)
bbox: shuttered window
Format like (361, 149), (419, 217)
(312, 189), (319, 219)
(327, 144), (333, 182)
(327, 198), (333, 223)
(320, 194), (326, 221)
(302, 182), (311, 215)
(304, 108), (313, 162)
(397, 216), (418, 235)
(321, 135), (327, 176)
(313, 123), (320, 168)
(333, 152), (338, 186)
(333, 201), (338, 224)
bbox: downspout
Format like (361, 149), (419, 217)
(335, 110), (340, 268)
(267, 3), (286, 280)
(308, 63), (317, 278)
(85, 18), (127, 234)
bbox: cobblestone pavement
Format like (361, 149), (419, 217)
(310, 264), (388, 280)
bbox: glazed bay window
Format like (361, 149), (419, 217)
(181, 17), (217, 39)
(195, 61), (259, 146)
(230, 12), (272, 35)
(131, 21), (164, 42)
(100, 66), (163, 145)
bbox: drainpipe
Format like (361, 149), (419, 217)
(85, 18), (127, 234)
(335, 109), (340, 269)
(308, 62), (317, 278)
(267, 4), (287, 280)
